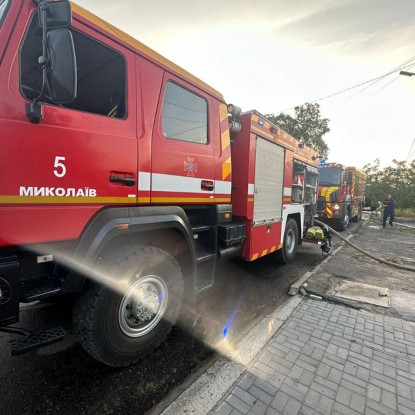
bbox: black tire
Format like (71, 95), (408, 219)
(338, 208), (350, 231)
(73, 245), (184, 367)
(275, 218), (298, 264)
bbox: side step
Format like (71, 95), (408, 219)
(20, 281), (62, 302)
(10, 327), (66, 356)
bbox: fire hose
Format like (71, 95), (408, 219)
(314, 219), (415, 273)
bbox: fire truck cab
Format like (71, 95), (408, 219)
(0, 0), (321, 366)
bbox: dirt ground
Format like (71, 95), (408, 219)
(305, 212), (415, 320)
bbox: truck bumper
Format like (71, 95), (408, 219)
(0, 256), (19, 326)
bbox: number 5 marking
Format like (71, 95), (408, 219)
(54, 156), (66, 178)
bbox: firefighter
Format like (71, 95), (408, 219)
(382, 194), (395, 227)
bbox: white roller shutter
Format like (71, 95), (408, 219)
(253, 136), (285, 225)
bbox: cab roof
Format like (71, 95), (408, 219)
(71, 2), (224, 101)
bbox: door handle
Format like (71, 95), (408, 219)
(109, 175), (136, 187)
(201, 180), (214, 191)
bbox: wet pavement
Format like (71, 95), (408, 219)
(0, 224), (359, 415)
(211, 298), (415, 415)
(306, 214), (415, 320)
(156, 215), (415, 415)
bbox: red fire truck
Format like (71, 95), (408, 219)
(0, 0), (320, 366)
(317, 163), (367, 231)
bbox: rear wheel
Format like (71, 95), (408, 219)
(73, 245), (184, 367)
(351, 205), (362, 222)
(275, 218), (298, 264)
(358, 206), (362, 221)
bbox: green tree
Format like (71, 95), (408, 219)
(266, 103), (330, 159)
(363, 159), (415, 210)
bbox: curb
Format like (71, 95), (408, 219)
(288, 234), (355, 296)
(288, 218), (368, 296)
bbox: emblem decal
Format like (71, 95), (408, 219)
(184, 157), (198, 177)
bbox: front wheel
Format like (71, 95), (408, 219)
(73, 245), (184, 367)
(338, 209), (350, 231)
(275, 218), (298, 264)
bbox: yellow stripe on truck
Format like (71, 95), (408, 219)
(0, 195), (136, 204)
(222, 157), (232, 180)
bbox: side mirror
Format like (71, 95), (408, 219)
(346, 172), (353, 185)
(39, 0), (71, 29)
(47, 29), (77, 103)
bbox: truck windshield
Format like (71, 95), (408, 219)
(0, 0), (10, 27)
(318, 167), (342, 186)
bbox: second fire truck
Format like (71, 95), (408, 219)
(317, 163), (367, 231)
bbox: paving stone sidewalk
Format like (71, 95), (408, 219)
(212, 299), (415, 415)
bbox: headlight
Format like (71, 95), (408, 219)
(333, 203), (340, 210)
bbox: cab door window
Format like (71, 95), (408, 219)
(161, 81), (208, 144)
(20, 14), (126, 119)
(0, 0), (10, 27)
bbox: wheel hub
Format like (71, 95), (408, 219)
(286, 229), (295, 254)
(118, 275), (168, 337)
(130, 284), (160, 322)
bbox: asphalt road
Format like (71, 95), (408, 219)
(0, 223), (358, 415)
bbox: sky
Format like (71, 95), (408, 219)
(75, 0), (415, 169)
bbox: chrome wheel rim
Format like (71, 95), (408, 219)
(286, 229), (296, 254)
(344, 214), (349, 227)
(118, 275), (168, 337)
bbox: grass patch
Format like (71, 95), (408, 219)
(395, 208), (415, 218)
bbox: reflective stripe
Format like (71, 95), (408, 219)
(215, 180), (232, 195)
(142, 172), (232, 195)
(138, 172), (151, 191)
(152, 173), (212, 194)
(152, 196), (230, 203)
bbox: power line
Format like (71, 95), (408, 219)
(370, 74), (401, 97)
(278, 60), (415, 113)
(350, 55), (415, 98)
(407, 138), (415, 163)
(168, 124), (206, 138)
(164, 101), (206, 114)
